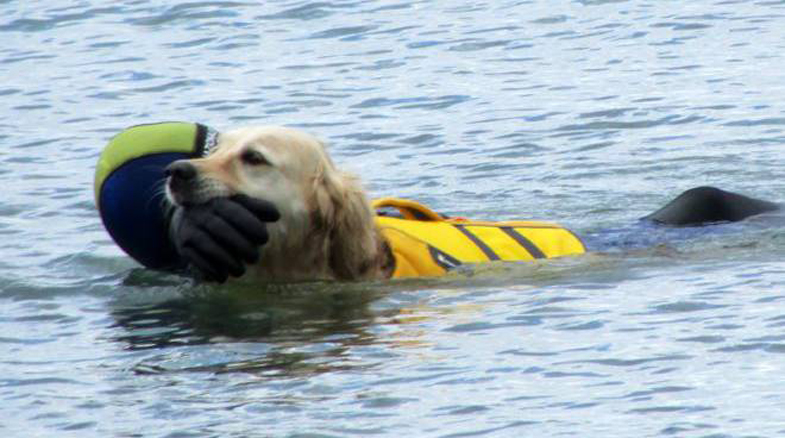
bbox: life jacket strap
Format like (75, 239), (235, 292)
(500, 227), (546, 259)
(453, 224), (500, 261)
(372, 198), (444, 221)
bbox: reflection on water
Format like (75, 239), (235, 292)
(107, 261), (594, 379)
(110, 275), (394, 376)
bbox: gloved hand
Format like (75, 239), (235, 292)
(170, 195), (280, 283)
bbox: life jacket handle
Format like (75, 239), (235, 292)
(372, 198), (445, 221)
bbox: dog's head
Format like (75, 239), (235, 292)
(166, 126), (333, 217)
(165, 125), (384, 280)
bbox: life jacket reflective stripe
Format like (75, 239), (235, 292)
(372, 198), (586, 278)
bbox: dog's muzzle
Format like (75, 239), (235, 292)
(165, 160), (199, 205)
(165, 160), (231, 206)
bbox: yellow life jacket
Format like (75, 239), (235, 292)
(373, 198), (586, 278)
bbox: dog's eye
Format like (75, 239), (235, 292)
(241, 149), (269, 166)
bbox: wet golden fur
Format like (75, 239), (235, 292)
(166, 126), (393, 281)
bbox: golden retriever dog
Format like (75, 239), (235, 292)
(165, 126), (393, 281)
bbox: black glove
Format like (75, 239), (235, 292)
(170, 195), (280, 283)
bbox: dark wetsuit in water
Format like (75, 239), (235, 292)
(644, 186), (780, 226)
(584, 186), (781, 252)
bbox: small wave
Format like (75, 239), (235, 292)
(651, 21), (713, 31)
(724, 117), (785, 127)
(0, 7), (122, 32)
(257, 2), (341, 21)
(130, 79), (206, 93)
(308, 25), (378, 40)
(351, 95), (471, 111)
(556, 114), (704, 131)
(125, 2), (249, 26)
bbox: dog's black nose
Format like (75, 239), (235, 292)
(165, 161), (197, 181)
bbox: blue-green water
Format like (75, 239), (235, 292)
(2, 1), (785, 436)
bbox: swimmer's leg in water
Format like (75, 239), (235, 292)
(644, 186), (780, 226)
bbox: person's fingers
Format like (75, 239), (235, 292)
(231, 195), (281, 222)
(212, 199), (273, 245)
(198, 213), (260, 263)
(180, 246), (226, 283)
(171, 197), (278, 281)
(185, 232), (246, 278)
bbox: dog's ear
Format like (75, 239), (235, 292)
(310, 164), (380, 280)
